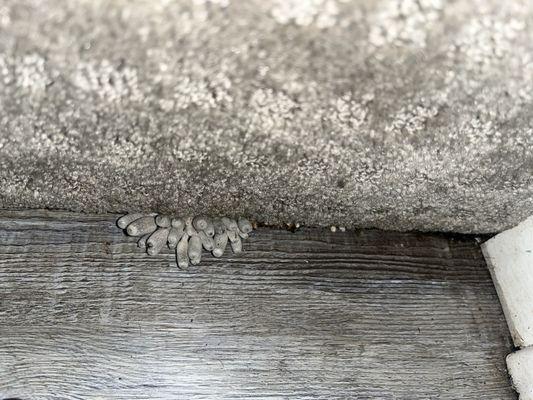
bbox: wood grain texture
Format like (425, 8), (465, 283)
(0, 210), (516, 400)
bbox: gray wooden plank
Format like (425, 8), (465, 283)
(0, 210), (516, 399)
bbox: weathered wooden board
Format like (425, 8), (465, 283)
(0, 210), (515, 399)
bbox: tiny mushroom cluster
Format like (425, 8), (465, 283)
(117, 213), (253, 269)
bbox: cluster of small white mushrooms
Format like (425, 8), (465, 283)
(117, 213), (253, 269)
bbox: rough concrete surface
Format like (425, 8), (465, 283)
(0, 0), (532, 233)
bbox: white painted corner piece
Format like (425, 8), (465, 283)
(482, 216), (533, 347)
(507, 347), (533, 400)
(482, 215), (533, 400)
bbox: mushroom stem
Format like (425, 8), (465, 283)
(167, 227), (184, 249)
(204, 219), (215, 237)
(185, 217), (197, 237)
(212, 232), (228, 257)
(213, 218), (225, 235)
(227, 229), (239, 243)
(188, 235), (202, 265)
(176, 233), (190, 269)
(230, 235), (242, 253)
(199, 231), (215, 251)
(137, 233), (151, 248)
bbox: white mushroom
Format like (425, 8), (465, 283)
(237, 217), (253, 234)
(199, 231), (214, 251)
(227, 229), (239, 243)
(192, 216), (209, 232)
(204, 219), (215, 237)
(213, 218), (225, 235)
(176, 233), (190, 269)
(188, 235), (202, 265)
(167, 227), (184, 249)
(185, 217), (197, 237)
(221, 217), (238, 231)
(117, 213), (144, 229)
(230, 235), (242, 253)
(171, 217), (185, 230)
(212, 232), (228, 258)
(147, 228), (170, 255)
(155, 215), (171, 228)
(137, 233), (151, 248)
(127, 216), (157, 236)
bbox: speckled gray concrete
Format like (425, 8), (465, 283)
(0, 0), (532, 233)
